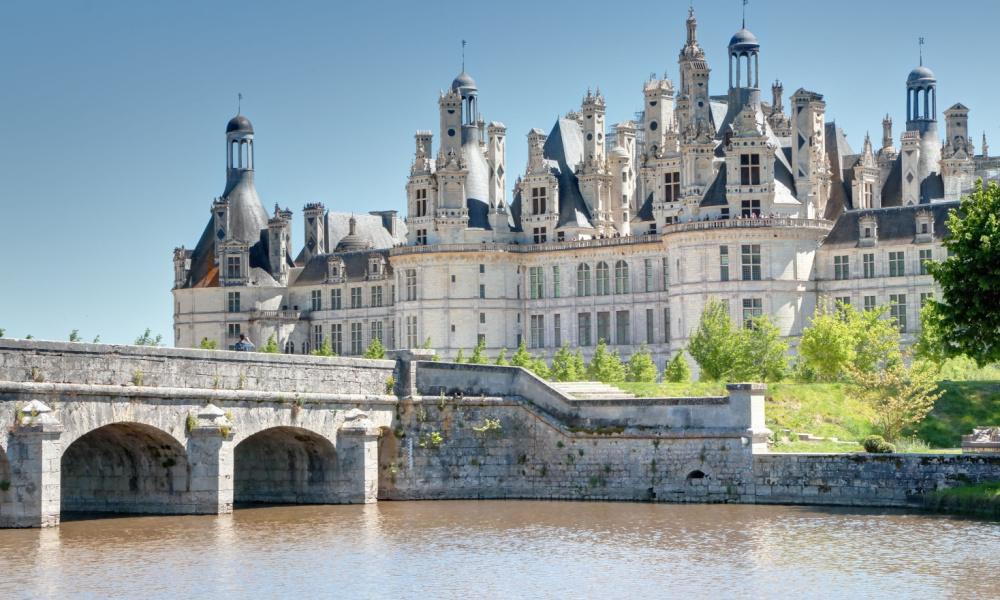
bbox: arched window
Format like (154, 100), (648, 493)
(614, 260), (629, 294)
(595, 262), (610, 296)
(576, 264), (592, 297)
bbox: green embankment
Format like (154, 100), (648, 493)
(924, 482), (1000, 519)
(617, 380), (1000, 450)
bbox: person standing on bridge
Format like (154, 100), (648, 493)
(234, 333), (255, 352)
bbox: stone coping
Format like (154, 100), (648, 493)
(0, 339), (396, 370)
(0, 381), (398, 405)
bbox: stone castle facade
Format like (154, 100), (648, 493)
(172, 10), (996, 368)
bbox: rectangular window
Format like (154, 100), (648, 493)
(614, 261), (629, 295)
(645, 308), (655, 344)
(226, 255), (241, 280)
(834, 255), (850, 280)
(371, 320), (383, 343)
(719, 246), (730, 281)
(227, 291), (240, 313)
(479, 284), (486, 299)
(577, 265), (592, 297)
(479, 312), (486, 324)
(741, 199), (761, 218)
(531, 187), (547, 215)
(742, 298), (763, 328)
(663, 307), (671, 343)
(529, 266), (544, 300)
(553, 266), (561, 298)
(227, 323), (241, 339)
(331, 323), (343, 355)
(331, 288), (342, 310)
(889, 251), (905, 277)
(863, 182), (874, 207)
(664, 171), (681, 202)
(662, 257), (670, 290)
(644, 258), (654, 292)
(371, 286), (383, 307)
(919, 249), (933, 275)
(479, 264), (485, 274)
(554, 314), (562, 347)
(530, 315), (545, 349)
(740, 154), (761, 186)
(313, 324), (323, 349)
(863, 295), (877, 312)
(836, 296), (851, 306)
(416, 229), (428, 245)
(350, 322), (363, 354)
(863, 253), (875, 279)
(920, 292), (934, 307)
(615, 310), (630, 345)
(577, 313), (592, 346)
(597, 311), (611, 345)
(533, 227), (547, 244)
(405, 316), (418, 348)
(414, 188), (428, 217)
(889, 294), (907, 332)
(311, 289), (322, 311)
(350, 287), (362, 309)
(741, 244), (761, 281)
(405, 269), (417, 301)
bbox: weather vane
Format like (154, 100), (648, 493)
(919, 37), (925, 66)
(461, 40), (467, 72)
(742, 0), (748, 28)
(237, 92), (243, 115)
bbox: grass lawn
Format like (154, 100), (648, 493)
(617, 379), (998, 452)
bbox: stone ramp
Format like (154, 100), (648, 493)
(551, 381), (636, 400)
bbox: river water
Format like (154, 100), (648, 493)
(0, 501), (997, 599)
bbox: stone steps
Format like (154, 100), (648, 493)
(551, 381), (635, 400)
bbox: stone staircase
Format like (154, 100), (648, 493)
(551, 381), (636, 400)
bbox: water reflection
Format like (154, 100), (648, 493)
(0, 502), (997, 599)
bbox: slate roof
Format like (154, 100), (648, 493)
(824, 122), (856, 220)
(543, 118), (594, 229)
(822, 202), (957, 249)
(293, 248), (392, 287)
(293, 212), (402, 265)
(635, 192), (655, 222)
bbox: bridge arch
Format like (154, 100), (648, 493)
(60, 422), (190, 515)
(234, 426), (343, 505)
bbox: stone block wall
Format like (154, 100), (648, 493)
(379, 396), (755, 503)
(753, 453), (1000, 507)
(0, 339), (396, 396)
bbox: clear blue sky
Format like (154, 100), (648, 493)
(1, 0), (996, 344)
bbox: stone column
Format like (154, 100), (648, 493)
(727, 383), (772, 453)
(5, 400), (64, 528)
(337, 412), (381, 504)
(391, 348), (436, 399)
(185, 404), (235, 515)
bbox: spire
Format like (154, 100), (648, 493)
(919, 36), (924, 66)
(686, 4), (697, 45)
(461, 39), (467, 72)
(882, 114), (893, 150)
(742, 0), (748, 29)
(237, 92), (242, 115)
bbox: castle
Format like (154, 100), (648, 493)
(172, 9), (996, 369)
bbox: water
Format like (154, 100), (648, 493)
(0, 502), (997, 599)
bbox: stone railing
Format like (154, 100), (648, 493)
(390, 234), (662, 257)
(248, 309), (302, 321)
(660, 217), (834, 234)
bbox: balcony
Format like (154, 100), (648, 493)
(248, 309), (302, 322)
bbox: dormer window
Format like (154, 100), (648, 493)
(740, 154), (761, 185)
(326, 256), (346, 283)
(367, 255), (387, 280)
(915, 211), (934, 243)
(225, 255), (241, 280)
(858, 215), (878, 248)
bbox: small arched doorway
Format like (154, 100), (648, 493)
(60, 422), (189, 516)
(233, 427), (339, 505)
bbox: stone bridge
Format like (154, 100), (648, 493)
(0, 340), (397, 527)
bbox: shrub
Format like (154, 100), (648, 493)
(363, 338), (386, 359)
(862, 435), (896, 454)
(311, 338), (335, 357)
(587, 340), (626, 383)
(260, 334), (280, 353)
(494, 348), (510, 366)
(135, 328), (163, 346)
(625, 345), (658, 382)
(550, 344), (584, 381)
(664, 351), (691, 383)
(199, 337), (218, 350)
(468, 338), (488, 364)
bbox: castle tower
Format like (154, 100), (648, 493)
(267, 205), (293, 284)
(302, 202), (326, 262)
(941, 103), (975, 200)
(767, 80), (791, 137)
(790, 89), (831, 218)
(677, 7), (712, 140)
(581, 89), (607, 166)
(487, 122), (510, 235)
(642, 78), (675, 158)
(726, 25), (761, 114)
(905, 62), (941, 200)
(852, 134), (881, 209)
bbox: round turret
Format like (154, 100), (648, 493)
(907, 65), (936, 86)
(334, 216), (373, 252)
(728, 28), (759, 52)
(451, 71), (477, 93)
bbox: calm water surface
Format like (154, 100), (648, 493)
(0, 501), (997, 599)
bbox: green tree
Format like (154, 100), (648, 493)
(914, 301), (947, 363)
(625, 345), (658, 382)
(92, 335), (101, 344)
(68, 329), (81, 342)
(799, 301), (900, 381)
(570, 350), (587, 381)
(664, 351), (691, 383)
(551, 345), (584, 381)
(311, 338), (335, 357)
(847, 358), (944, 442)
(587, 340), (626, 383)
(528, 355), (551, 380)
(453, 348), (466, 363)
(468, 338), (488, 364)
(687, 299), (744, 381)
(494, 348), (510, 366)
(0, 327), (5, 337)
(135, 328), (162, 346)
(199, 337), (218, 350)
(511, 341), (532, 369)
(927, 180), (1000, 365)
(363, 338), (386, 359)
(25, 334), (33, 339)
(260, 334), (280, 354)
(739, 315), (788, 382)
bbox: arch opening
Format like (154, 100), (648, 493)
(60, 423), (189, 516)
(234, 427), (340, 505)
(686, 469), (706, 480)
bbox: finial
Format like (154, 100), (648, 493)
(461, 39), (467, 72)
(919, 37), (925, 66)
(742, 0), (748, 28)
(237, 92), (242, 115)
